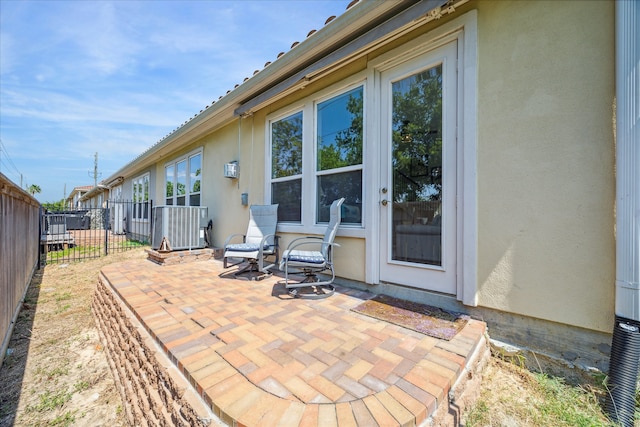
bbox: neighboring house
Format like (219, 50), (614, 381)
(100, 0), (638, 372)
(65, 185), (92, 210)
(80, 185), (109, 209)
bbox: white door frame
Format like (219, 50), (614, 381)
(378, 41), (458, 294)
(364, 11), (478, 305)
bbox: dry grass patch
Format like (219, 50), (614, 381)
(0, 249), (147, 427)
(1, 247), (630, 427)
(464, 356), (616, 427)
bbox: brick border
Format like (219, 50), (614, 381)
(146, 248), (219, 266)
(93, 275), (217, 426)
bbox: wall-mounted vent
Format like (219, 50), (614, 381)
(152, 206), (208, 250)
(224, 161), (239, 179)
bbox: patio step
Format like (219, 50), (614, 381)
(94, 258), (489, 426)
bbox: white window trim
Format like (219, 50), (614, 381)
(266, 76), (368, 238)
(132, 172), (150, 223)
(110, 184), (123, 202)
(365, 10), (478, 305)
(163, 147), (203, 206)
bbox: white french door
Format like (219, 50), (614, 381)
(378, 41), (458, 294)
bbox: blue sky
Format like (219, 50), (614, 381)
(0, 0), (350, 203)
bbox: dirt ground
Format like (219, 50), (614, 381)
(0, 249), (147, 427)
(0, 247), (614, 427)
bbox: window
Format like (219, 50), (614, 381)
(111, 185), (122, 201)
(270, 112), (303, 222)
(268, 85), (364, 227)
(189, 154), (202, 206)
(132, 173), (150, 220)
(165, 150), (202, 206)
(316, 87), (363, 224)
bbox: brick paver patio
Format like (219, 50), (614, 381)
(97, 256), (488, 426)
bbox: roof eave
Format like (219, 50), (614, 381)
(104, 0), (454, 182)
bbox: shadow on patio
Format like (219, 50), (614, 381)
(93, 254), (488, 427)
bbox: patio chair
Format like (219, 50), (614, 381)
(280, 198), (345, 298)
(223, 204), (279, 280)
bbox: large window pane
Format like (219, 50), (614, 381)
(317, 170), (362, 224)
(176, 160), (186, 196)
(165, 166), (174, 199)
(317, 87), (363, 171)
(272, 179), (302, 222)
(190, 154), (201, 194)
(272, 112), (303, 179)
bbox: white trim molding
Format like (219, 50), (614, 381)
(365, 10), (478, 306)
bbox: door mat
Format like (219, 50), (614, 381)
(351, 294), (469, 340)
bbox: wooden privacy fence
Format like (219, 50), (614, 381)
(0, 173), (40, 367)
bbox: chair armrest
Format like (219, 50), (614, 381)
(285, 236), (322, 251)
(223, 233), (246, 248)
(258, 234), (280, 262)
(260, 233), (280, 248)
(287, 239), (340, 253)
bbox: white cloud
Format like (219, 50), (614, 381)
(0, 0), (350, 202)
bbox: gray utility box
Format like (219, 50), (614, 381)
(152, 206), (208, 250)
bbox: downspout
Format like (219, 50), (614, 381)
(606, 1), (640, 426)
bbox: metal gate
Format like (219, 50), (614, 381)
(40, 200), (153, 265)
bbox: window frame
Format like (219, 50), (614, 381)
(164, 147), (203, 207)
(110, 185), (122, 202)
(132, 173), (150, 222)
(269, 109), (305, 224)
(314, 85), (364, 225)
(266, 77), (367, 238)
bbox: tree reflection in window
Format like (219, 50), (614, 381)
(316, 87), (363, 224)
(272, 112), (303, 179)
(317, 87), (363, 171)
(392, 65), (442, 204)
(271, 112), (303, 222)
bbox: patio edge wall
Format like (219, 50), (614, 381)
(93, 275), (216, 426)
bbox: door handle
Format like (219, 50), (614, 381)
(381, 199), (388, 206)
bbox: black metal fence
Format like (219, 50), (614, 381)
(40, 200), (153, 265)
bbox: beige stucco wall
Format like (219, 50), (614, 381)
(192, 109), (368, 282)
(145, 0), (615, 334)
(475, 0), (615, 332)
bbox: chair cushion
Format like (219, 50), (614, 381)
(284, 250), (325, 264)
(225, 243), (271, 252)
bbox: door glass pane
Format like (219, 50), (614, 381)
(391, 65), (443, 266)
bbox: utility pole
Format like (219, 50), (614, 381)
(88, 152), (101, 187)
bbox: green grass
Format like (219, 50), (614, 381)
(73, 380), (90, 393)
(45, 239), (146, 262)
(26, 390), (72, 413)
(50, 410), (76, 426)
(46, 245), (102, 261)
(533, 373), (608, 426)
(465, 358), (615, 427)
